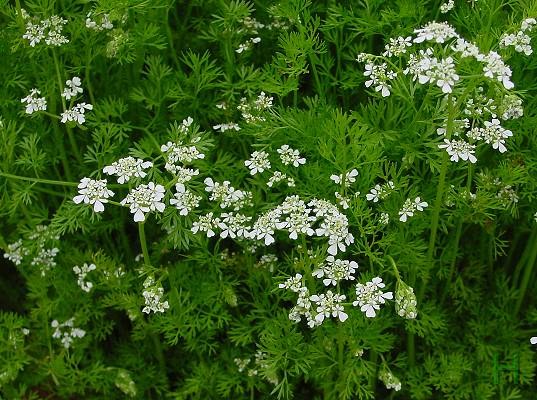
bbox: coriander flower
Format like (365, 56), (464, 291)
(61, 77), (83, 100)
(531, 337), (537, 345)
(438, 138), (477, 163)
(21, 89), (47, 114)
(73, 177), (114, 212)
(482, 51), (514, 89)
(413, 21), (459, 44)
(277, 145), (306, 167)
(278, 273), (303, 292)
(382, 36), (412, 57)
(103, 157), (153, 184)
(120, 182), (166, 222)
(310, 291), (348, 323)
(3, 240), (29, 265)
(170, 185), (201, 216)
(399, 197), (428, 222)
(191, 212), (218, 237)
(60, 102), (93, 124)
(330, 169), (358, 187)
(73, 263), (96, 292)
(312, 255), (358, 286)
(245, 151), (271, 175)
(363, 62), (397, 97)
(353, 277), (393, 317)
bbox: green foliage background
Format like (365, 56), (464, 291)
(1, 0), (537, 398)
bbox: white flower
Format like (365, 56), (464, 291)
(51, 318), (85, 348)
(312, 255), (358, 286)
(73, 177), (114, 212)
(213, 122), (241, 132)
(277, 145), (306, 167)
(531, 337), (537, 345)
(245, 151), (271, 175)
(21, 89), (47, 114)
(363, 62), (397, 97)
(440, 0), (454, 13)
(120, 182), (166, 222)
(142, 277), (169, 314)
(521, 18), (536, 32)
(382, 36), (412, 57)
(86, 12), (114, 31)
(103, 157), (153, 184)
(399, 197), (428, 222)
(279, 274), (303, 292)
(413, 21), (459, 44)
(353, 277), (393, 317)
(73, 263), (96, 292)
(60, 103), (93, 124)
(310, 291), (348, 323)
(170, 184), (201, 216)
(482, 51), (514, 89)
(3, 240), (29, 265)
(191, 212), (217, 237)
(438, 138), (477, 163)
(61, 76), (83, 100)
(330, 169), (358, 187)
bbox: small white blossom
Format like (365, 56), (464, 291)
(277, 145), (306, 167)
(312, 256), (358, 286)
(21, 89), (47, 114)
(440, 0), (454, 13)
(382, 36), (412, 57)
(438, 138), (477, 163)
(279, 274), (303, 292)
(399, 197), (428, 222)
(482, 51), (514, 89)
(170, 184), (201, 216)
(51, 318), (85, 349)
(310, 291), (348, 323)
(120, 182), (166, 222)
(413, 21), (459, 44)
(191, 212), (218, 237)
(3, 240), (29, 265)
(73, 263), (96, 292)
(61, 76), (83, 100)
(245, 151), (271, 175)
(60, 103), (93, 124)
(330, 169), (358, 187)
(213, 122), (241, 132)
(363, 62), (397, 97)
(73, 177), (114, 212)
(103, 157), (153, 184)
(353, 277), (393, 317)
(142, 277), (169, 314)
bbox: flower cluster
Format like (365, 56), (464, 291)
(3, 240), (29, 265)
(51, 318), (85, 349)
(103, 157), (153, 184)
(120, 182), (166, 222)
(398, 197), (428, 222)
(267, 171), (295, 187)
(21, 89), (47, 114)
(204, 177), (252, 210)
(142, 276), (169, 314)
(234, 350), (279, 385)
(382, 36), (412, 57)
(467, 118), (513, 153)
(353, 277), (393, 317)
(438, 138), (477, 163)
(366, 181), (395, 202)
(312, 256), (358, 286)
(330, 169), (358, 187)
(73, 263), (97, 293)
(170, 184), (202, 216)
(73, 178), (114, 212)
(212, 122), (240, 132)
(310, 291), (348, 324)
(22, 14), (68, 47)
(236, 37), (261, 53)
(277, 145), (306, 167)
(237, 92), (273, 123)
(60, 102), (93, 124)
(85, 12), (114, 31)
(363, 62), (397, 97)
(440, 0), (454, 13)
(379, 367), (402, 391)
(245, 151), (271, 175)
(27, 225), (60, 276)
(61, 77), (83, 100)
(500, 18), (535, 56)
(395, 280), (418, 319)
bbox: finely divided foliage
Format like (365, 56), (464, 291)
(1, 0), (537, 399)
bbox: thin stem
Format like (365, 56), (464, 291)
(0, 171), (78, 187)
(514, 228), (537, 316)
(138, 222), (152, 267)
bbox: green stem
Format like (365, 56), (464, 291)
(138, 222), (152, 267)
(514, 228), (537, 316)
(0, 171), (78, 186)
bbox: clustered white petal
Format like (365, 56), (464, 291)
(142, 276), (169, 314)
(23, 15), (69, 47)
(330, 169), (358, 187)
(60, 102), (93, 124)
(73, 177), (114, 212)
(438, 138), (477, 163)
(170, 184), (201, 216)
(51, 318), (85, 349)
(363, 62), (397, 97)
(85, 12), (113, 31)
(310, 291), (348, 324)
(353, 277), (393, 317)
(21, 89), (47, 114)
(103, 157), (153, 184)
(245, 151), (271, 175)
(277, 145), (306, 167)
(73, 263), (96, 292)
(366, 181), (395, 202)
(3, 240), (29, 265)
(120, 182), (165, 222)
(312, 255), (358, 286)
(398, 197), (428, 222)
(61, 76), (83, 100)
